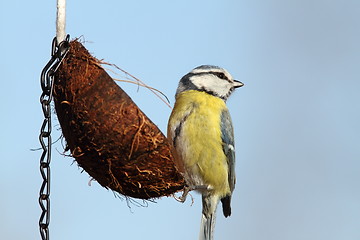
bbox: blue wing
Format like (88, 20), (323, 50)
(220, 108), (236, 217)
(220, 108), (236, 191)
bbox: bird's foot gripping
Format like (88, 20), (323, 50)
(173, 185), (192, 203)
(173, 184), (210, 204)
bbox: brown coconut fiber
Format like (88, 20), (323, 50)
(53, 40), (185, 199)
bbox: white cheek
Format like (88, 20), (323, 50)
(216, 82), (232, 96)
(192, 76), (231, 97)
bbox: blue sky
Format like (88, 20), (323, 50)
(1, 0), (360, 239)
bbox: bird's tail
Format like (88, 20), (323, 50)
(199, 212), (216, 240)
(199, 195), (219, 240)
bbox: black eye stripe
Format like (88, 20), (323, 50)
(215, 72), (225, 79)
(212, 72), (233, 83)
(191, 71), (230, 81)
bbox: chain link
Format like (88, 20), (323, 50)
(39, 35), (70, 240)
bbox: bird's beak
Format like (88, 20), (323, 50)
(233, 80), (244, 88)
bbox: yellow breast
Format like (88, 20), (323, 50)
(168, 90), (230, 196)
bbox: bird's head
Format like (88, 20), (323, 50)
(176, 65), (243, 100)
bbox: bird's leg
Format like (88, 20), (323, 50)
(193, 185), (211, 191)
(173, 185), (192, 203)
(173, 184), (211, 203)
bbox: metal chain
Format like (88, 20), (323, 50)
(39, 35), (70, 240)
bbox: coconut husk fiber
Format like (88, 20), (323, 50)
(53, 40), (185, 199)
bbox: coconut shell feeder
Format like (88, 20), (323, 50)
(53, 40), (185, 199)
(38, 1), (186, 239)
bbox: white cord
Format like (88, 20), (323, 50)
(56, 0), (66, 44)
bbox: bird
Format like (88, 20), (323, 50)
(167, 65), (243, 240)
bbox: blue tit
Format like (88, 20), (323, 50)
(167, 65), (243, 240)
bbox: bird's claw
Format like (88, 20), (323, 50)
(173, 184), (210, 203)
(173, 186), (192, 203)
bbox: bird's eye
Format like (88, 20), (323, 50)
(217, 73), (226, 80)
